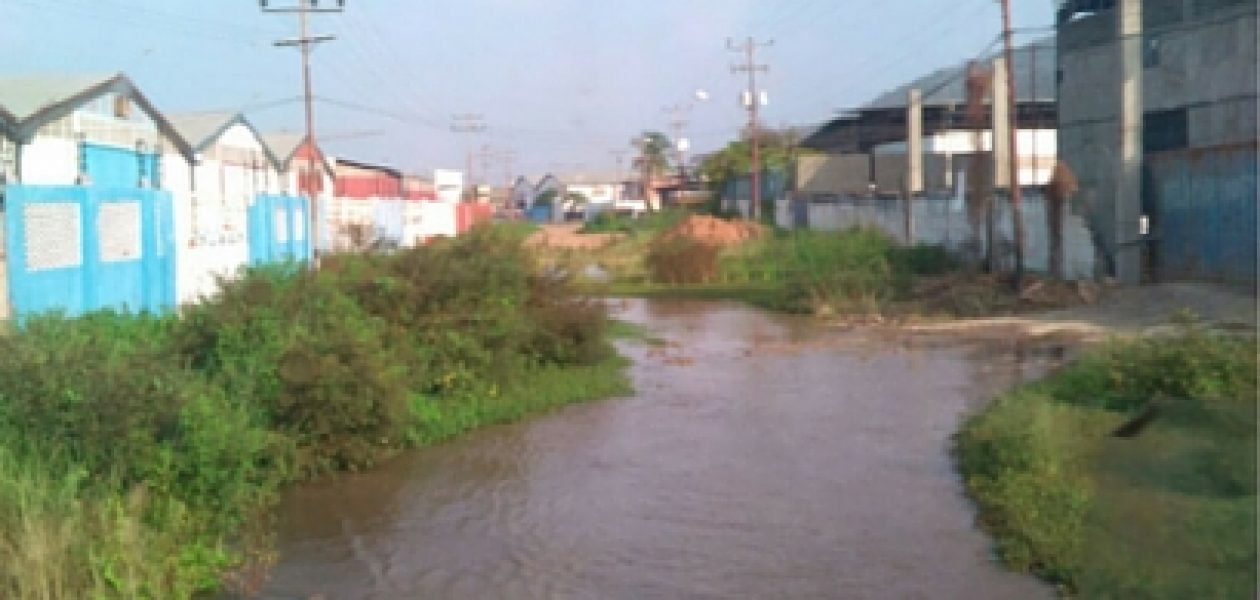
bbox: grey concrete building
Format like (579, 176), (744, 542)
(1057, 0), (1257, 283)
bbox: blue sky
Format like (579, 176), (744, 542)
(1, 0), (1056, 179)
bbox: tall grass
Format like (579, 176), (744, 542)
(711, 228), (952, 314)
(957, 327), (1257, 597)
(0, 225), (627, 598)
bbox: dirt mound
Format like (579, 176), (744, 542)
(660, 215), (764, 247)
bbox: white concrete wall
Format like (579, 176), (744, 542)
(17, 137), (79, 185)
(872, 128), (1057, 186)
(567, 182), (619, 205)
(434, 169), (464, 203)
(171, 124), (282, 304)
(796, 191), (1096, 280)
(412, 200), (458, 240)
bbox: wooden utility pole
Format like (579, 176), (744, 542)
(262, 0), (344, 264)
(999, 0), (1026, 288)
(729, 37), (773, 221)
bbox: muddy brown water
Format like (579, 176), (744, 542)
(259, 300), (1058, 599)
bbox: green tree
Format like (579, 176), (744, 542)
(633, 131), (673, 212)
(698, 128), (806, 193)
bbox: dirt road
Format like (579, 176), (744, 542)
(907, 282), (1256, 341)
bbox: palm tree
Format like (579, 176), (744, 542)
(633, 131), (672, 211)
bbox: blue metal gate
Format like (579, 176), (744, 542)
(248, 194), (312, 264)
(83, 142), (160, 188)
(5, 184), (176, 317)
(1148, 146), (1257, 283)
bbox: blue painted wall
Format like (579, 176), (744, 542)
(5, 185), (177, 317)
(248, 194), (312, 265)
(1149, 146), (1258, 283)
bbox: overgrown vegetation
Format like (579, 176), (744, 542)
(602, 223), (953, 315)
(0, 226), (627, 599)
(957, 325), (1257, 597)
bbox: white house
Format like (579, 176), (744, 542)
(260, 132), (335, 251)
(164, 111), (283, 303)
(0, 73), (196, 317)
(562, 172), (627, 218)
(0, 73), (193, 187)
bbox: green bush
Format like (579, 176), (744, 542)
(580, 211), (634, 234)
(1037, 328), (1256, 414)
(0, 311), (278, 598)
(958, 331), (1258, 596)
(646, 236), (721, 285)
(888, 244), (955, 276)
(0, 225), (626, 598)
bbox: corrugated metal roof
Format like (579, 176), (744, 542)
(0, 73), (117, 122)
(166, 111), (240, 149)
(861, 38), (1057, 111)
(259, 132), (307, 166)
(169, 111), (282, 170)
(0, 72), (194, 159)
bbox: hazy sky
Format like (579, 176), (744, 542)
(2, 0), (1057, 179)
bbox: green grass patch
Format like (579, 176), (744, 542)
(957, 328), (1257, 597)
(490, 219), (540, 241)
(405, 356), (630, 445)
(579, 209), (688, 236)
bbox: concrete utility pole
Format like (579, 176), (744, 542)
(1116, 0), (1144, 284)
(999, 0), (1026, 288)
(262, 0), (344, 264)
(729, 37), (773, 221)
(906, 87), (923, 243)
(450, 114), (486, 201)
(609, 149), (627, 201)
(476, 144), (497, 202)
(992, 57), (1012, 190)
(662, 103), (692, 180)
(501, 149), (517, 207)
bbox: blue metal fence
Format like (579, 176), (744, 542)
(248, 194), (312, 265)
(5, 184), (176, 317)
(1149, 146), (1257, 283)
(722, 169), (790, 216)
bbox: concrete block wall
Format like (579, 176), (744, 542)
(795, 192), (1097, 280)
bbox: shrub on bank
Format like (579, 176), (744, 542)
(646, 236), (721, 285)
(0, 226), (624, 599)
(957, 329), (1258, 597)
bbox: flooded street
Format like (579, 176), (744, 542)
(262, 300), (1056, 599)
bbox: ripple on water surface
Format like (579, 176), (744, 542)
(261, 299), (1053, 600)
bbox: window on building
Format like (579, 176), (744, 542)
(1143, 36), (1162, 68)
(113, 95), (131, 120)
(1143, 108), (1188, 153)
